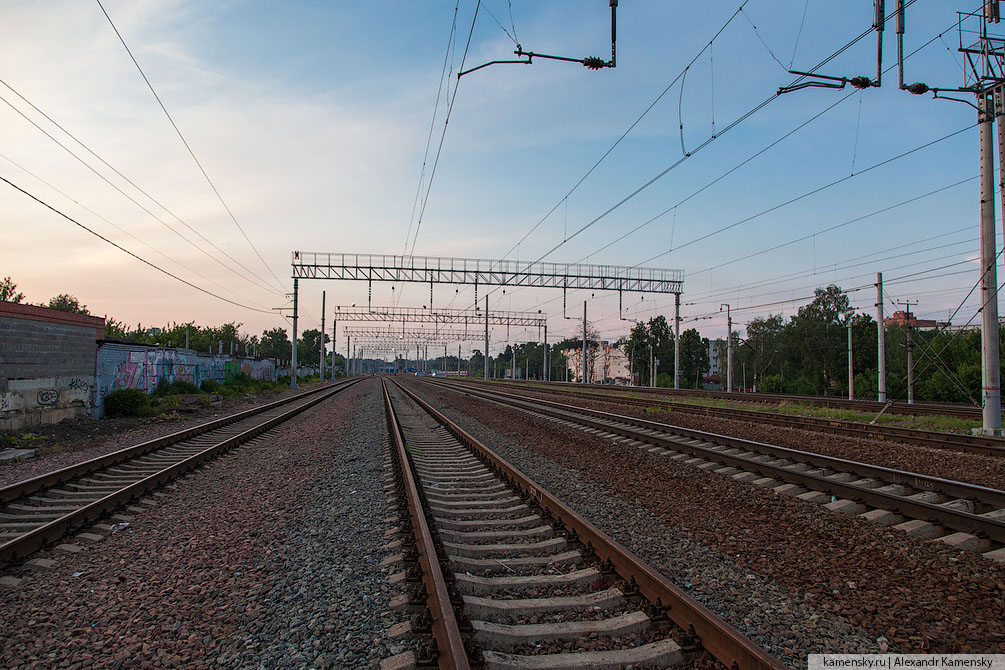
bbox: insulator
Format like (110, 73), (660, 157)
(849, 76), (873, 89)
(906, 82), (929, 95)
(583, 56), (606, 70)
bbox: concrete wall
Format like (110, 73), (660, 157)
(0, 302), (105, 431)
(95, 342), (278, 416)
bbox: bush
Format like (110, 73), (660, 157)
(153, 379), (202, 396)
(200, 379), (221, 393)
(104, 388), (153, 418)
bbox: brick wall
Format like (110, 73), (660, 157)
(0, 301), (105, 430)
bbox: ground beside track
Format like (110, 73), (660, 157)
(410, 379), (1005, 667)
(0, 379), (400, 670)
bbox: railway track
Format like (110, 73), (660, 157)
(473, 380), (1005, 458)
(424, 379), (1005, 562)
(0, 379), (361, 567)
(526, 381), (986, 420)
(383, 377), (785, 670)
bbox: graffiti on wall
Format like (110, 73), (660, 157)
(95, 345), (277, 410)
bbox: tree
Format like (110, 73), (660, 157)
(678, 328), (710, 389)
(1, 277), (24, 303)
(621, 316), (674, 385)
(297, 328), (329, 367)
(47, 293), (89, 314)
(260, 327), (292, 360)
(469, 349), (485, 377)
(742, 314), (784, 392)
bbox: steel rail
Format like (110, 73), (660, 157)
(531, 380), (986, 419)
(474, 380), (1005, 457)
(2, 381), (347, 504)
(392, 378), (786, 670)
(0, 380), (360, 566)
(431, 381), (1005, 545)
(381, 380), (470, 670)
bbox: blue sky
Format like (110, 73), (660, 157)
(0, 1), (994, 358)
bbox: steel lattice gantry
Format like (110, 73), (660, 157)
(332, 305), (546, 328)
(290, 252), (684, 384)
(344, 328), (484, 342)
(292, 252), (683, 294)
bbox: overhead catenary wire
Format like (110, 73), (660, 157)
(0, 150), (275, 311)
(0, 79), (285, 298)
(1, 175), (276, 315)
(95, 0), (287, 293)
(405, 0), (482, 260)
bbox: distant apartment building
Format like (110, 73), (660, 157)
(563, 341), (630, 383)
(884, 310), (938, 329)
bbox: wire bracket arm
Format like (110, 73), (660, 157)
(459, 0), (617, 78)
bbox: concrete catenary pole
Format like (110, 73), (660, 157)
(582, 301), (588, 384)
(484, 295), (490, 380)
(981, 91), (1003, 433)
(346, 333), (351, 376)
(543, 323), (548, 381)
(674, 292), (681, 390)
(290, 277), (299, 389)
(847, 319), (854, 400)
(721, 303), (732, 393)
(320, 290), (326, 383)
(876, 273), (887, 402)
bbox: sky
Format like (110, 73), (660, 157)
(0, 0), (998, 360)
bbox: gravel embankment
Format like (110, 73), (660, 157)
(0, 385), (329, 489)
(408, 379), (1005, 668)
(0, 378), (401, 670)
(476, 384), (1005, 490)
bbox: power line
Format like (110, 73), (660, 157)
(0, 150), (275, 311)
(95, 0), (287, 293)
(405, 0), (482, 259)
(1, 174), (276, 315)
(474, 2), (926, 314)
(0, 79), (285, 297)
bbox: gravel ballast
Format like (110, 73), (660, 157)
(0, 378), (400, 670)
(477, 383), (1005, 490)
(409, 379), (1005, 669)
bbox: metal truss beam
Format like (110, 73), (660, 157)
(345, 328), (483, 342)
(292, 252), (683, 294)
(333, 305), (545, 327)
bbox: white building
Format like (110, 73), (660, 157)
(563, 341), (630, 383)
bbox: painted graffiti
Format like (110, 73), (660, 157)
(36, 389), (58, 406)
(67, 377), (90, 391)
(0, 395), (10, 411)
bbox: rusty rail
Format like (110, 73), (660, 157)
(0, 380), (359, 566)
(475, 380), (1005, 458)
(381, 380), (470, 670)
(391, 378), (785, 670)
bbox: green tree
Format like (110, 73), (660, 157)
(1, 277), (25, 303)
(260, 327), (292, 360)
(47, 293), (89, 314)
(678, 328), (710, 389)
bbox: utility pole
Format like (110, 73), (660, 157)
(847, 317), (854, 400)
(721, 303), (732, 393)
(582, 301), (588, 384)
(897, 300), (917, 405)
(290, 277), (299, 389)
(893, 4), (1002, 429)
(484, 295), (490, 381)
(983, 90), (1003, 433)
(674, 292), (681, 390)
(543, 322), (548, 381)
(876, 272), (887, 402)
(320, 290), (326, 383)
(347, 333), (351, 376)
